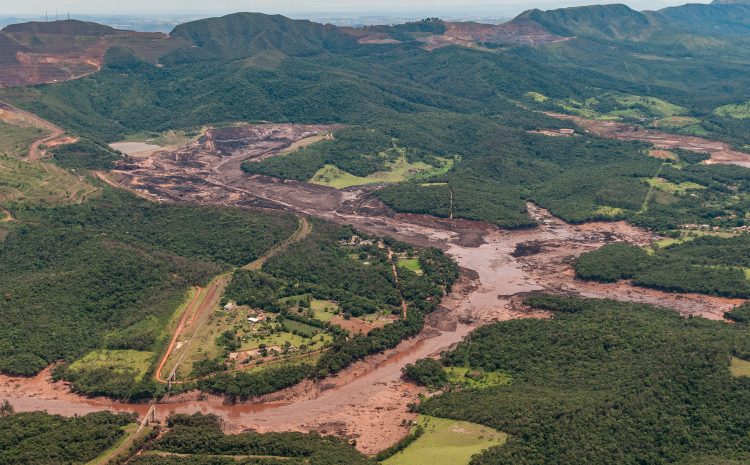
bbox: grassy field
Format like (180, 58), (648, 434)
(444, 367), (511, 389)
(383, 415), (507, 465)
(310, 155), (453, 189)
(0, 156), (99, 206)
(0, 121), (98, 206)
(613, 94), (686, 118)
(119, 127), (204, 148)
(645, 177), (705, 194)
(525, 91), (548, 102)
(654, 230), (738, 249)
(69, 350), (154, 382)
(398, 257), (424, 275)
(593, 205), (626, 217)
(651, 116), (703, 130)
(0, 121), (45, 157)
(730, 357), (750, 378)
(714, 101), (750, 119)
(311, 299), (339, 321)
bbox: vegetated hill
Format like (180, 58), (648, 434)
(659, 3), (750, 35)
(3, 19), (116, 35)
(517, 4), (662, 41)
(164, 12), (356, 63)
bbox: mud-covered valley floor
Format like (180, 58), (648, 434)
(2, 123), (744, 454)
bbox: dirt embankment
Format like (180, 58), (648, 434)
(546, 112), (750, 169)
(3, 121), (744, 455)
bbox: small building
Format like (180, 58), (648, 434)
(224, 302), (235, 311)
(247, 317), (261, 323)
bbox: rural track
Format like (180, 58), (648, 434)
(155, 275), (229, 383)
(0, 100), (67, 160)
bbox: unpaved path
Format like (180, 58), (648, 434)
(155, 275), (230, 383)
(0, 100), (70, 160)
(243, 216), (311, 271)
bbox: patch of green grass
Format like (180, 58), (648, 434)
(240, 331), (331, 351)
(383, 415), (507, 465)
(310, 155), (453, 189)
(69, 350), (153, 382)
(311, 299), (338, 321)
(525, 91), (548, 102)
(730, 357), (750, 378)
(714, 101), (750, 120)
(613, 94), (686, 118)
(398, 258), (424, 275)
(645, 178), (705, 194)
(0, 156), (99, 206)
(652, 116), (702, 129)
(0, 122), (45, 157)
(445, 367), (511, 389)
(283, 319), (319, 336)
(594, 205), (625, 217)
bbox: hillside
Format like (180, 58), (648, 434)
(165, 12), (356, 63)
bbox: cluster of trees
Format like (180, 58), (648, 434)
(421, 294), (750, 465)
(49, 139), (122, 170)
(129, 413), (375, 465)
(0, 410), (134, 465)
(576, 236), (750, 298)
(402, 358), (447, 388)
(227, 220), (456, 318)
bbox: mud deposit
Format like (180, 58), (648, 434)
(4, 123), (743, 454)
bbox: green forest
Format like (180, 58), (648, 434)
(575, 237), (750, 297)
(418, 295), (750, 465)
(0, 410), (135, 465)
(0, 187), (297, 395)
(128, 413), (375, 465)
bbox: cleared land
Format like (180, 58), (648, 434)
(310, 155), (453, 189)
(383, 415), (507, 465)
(714, 101), (750, 119)
(69, 350), (153, 383)
(730, 357), (750, 378)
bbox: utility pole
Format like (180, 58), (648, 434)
(45, 11), (48, 22)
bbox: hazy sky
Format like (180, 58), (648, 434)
(3, 0), (712, 16)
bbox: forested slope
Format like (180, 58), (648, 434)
(419, 295), (750, 465)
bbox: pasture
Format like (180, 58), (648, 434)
(383, 415), (507, 465)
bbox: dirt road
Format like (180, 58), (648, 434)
(0, 100), (71, 160)
(155, 275), (230, 383)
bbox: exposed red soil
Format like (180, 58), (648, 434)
(0, 22), (185, 87)
(547, 112), (750, 168)
(420, 18), (571, 51)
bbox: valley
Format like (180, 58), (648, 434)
(2, 2), (750, 464)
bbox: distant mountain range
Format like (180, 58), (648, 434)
(2, 2), (750, 87)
